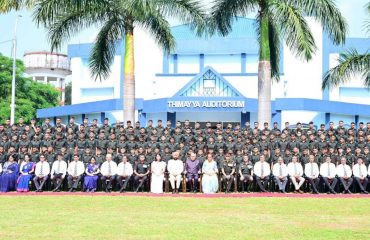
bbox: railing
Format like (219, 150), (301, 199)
(23, 52), (71, 72)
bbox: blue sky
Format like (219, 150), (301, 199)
(0, 0), (368, 58)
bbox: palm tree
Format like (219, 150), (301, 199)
(34, 0), (206, 123)
(0, 0), (33, 12)
(322, 3), (370, 89)
(211, 0), (347, 128)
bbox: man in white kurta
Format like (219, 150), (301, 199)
(287, 156), (305, 193)
(167, 152), (184, 194)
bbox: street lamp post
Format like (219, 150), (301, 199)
(10, 15), (22, 125)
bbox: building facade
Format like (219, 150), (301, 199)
(24, 51), (71, 105)
(37, 17), (370, 127)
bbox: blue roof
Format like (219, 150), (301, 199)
(37, 98), (143, 118)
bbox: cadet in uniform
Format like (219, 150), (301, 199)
(221, 153), (236, 193)
(238, 155), (253, 192)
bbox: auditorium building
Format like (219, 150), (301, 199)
(37, 17), (370, 128)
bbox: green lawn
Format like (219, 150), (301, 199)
(0, 196), (369, 240)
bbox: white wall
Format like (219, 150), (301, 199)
(71, 56), (121, 104)
(177, 55), (199, 73)
(134, 27), (164, 100)
(150, 76), (191, 99)
(226, 76), (258, 98)
(281, 17), (323, 100)
(204, 54), (241, 73)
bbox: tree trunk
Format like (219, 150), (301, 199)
(123, 31), (135, 124)
(258, 61), (272, 128)
(258, 9), (272, 129)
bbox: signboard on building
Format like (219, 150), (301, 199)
(167, 100), (245, 108)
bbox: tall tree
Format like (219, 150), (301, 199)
(0, 53), (59, 123)
(322, 3), (370, 89)
(0, 0), (33, 12)
(64, 81), (72, 105)
(34, 0), (206, 124)
(211, 0), (347, 128)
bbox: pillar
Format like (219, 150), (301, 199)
(325, 113), (331, 128)
(167, 112), (176, 128)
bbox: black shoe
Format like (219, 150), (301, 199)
(56, 189), (61, 192)
(361, 190), (369, 194)
(175, 189), (179, 194)
(172, 190), (176, 194)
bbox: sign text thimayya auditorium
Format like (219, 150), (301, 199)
(167, 100), (245, 108)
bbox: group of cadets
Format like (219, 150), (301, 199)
(0, 116), (370, 194)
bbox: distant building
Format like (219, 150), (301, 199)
(37, 17), (370, 127)
(24, 51), (71, 105)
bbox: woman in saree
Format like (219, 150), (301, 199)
(83, 157), (100, 192)
(16, 154), (35, 192)
(0, 154), (20, 192)
(202, 153), (219, 194)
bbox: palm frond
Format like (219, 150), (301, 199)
(89, 16), (125, 81)
(289, 0), (347, 45)
(154, 0), (208, 36)
(0, 0), (33, 12)
(33, 0), (108, 26)
(46, 8), (107, 52)
(209, 0), (258, 36)
(322, 49), (370, 89)
(269, 0), (316, 61)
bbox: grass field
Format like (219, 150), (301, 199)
(0, 195), (369, 240)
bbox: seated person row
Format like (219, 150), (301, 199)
(271, 155), (369, 194)
(1, 152), (369, 194)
